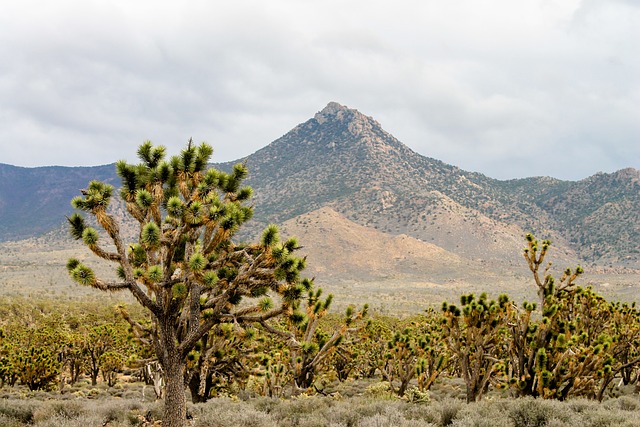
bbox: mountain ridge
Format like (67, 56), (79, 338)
(0, 102), (638, 274)
(232, 102), (638, 267)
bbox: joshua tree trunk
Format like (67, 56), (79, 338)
(163, 356), (187, 427)
(188, 372), (215, 404)
(294, 365), (315, 390)
(158, 319), (187, 427)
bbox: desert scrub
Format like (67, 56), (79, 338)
(604, 395), (640, 412)
(363, 381), (394, 399)
(0, 399), (36, 424)
(193, 402), (277, 427)
(0, 398), (161, 427)
(0, 414), (23, 427)
(268, 395), (334, 426)
(1, 394), (640, 426)
(50, 400), (86, 419)
(507, 397), (562, 427)
(358, 412), (437, 427)
(449, 399), (518, 427)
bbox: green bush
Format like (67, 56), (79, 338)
(0, 399), (36, 424)
(508, 398), (552, 427)
(194, 404), (277, 427)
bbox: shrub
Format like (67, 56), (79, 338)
(450, 400), (512, 427)
(0, 400), (36, 424)
(610, 395), (640, 412)
(507, 398), (558, 427)
(194, 405), (276, 427)
(364, 381), (393, 399)
(405, 387), (431, 403)
(439, 398), (463, 426)
(0, 414), (23, 427)
(359, 412), (436, 427)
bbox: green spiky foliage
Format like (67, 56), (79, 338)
(342, 317), (393, 381)
(259, 282), (368, 391)
(9, 326), (64, 391)
(328, 342), (357, 382)
(505, 234), (639, 401)
(258, 346), (292, 398)
(0, 297), (138, 392)
(528, 290), (613, 400)
(377, 311), (447, 397)
(57, 329), (86, 386)
(99, 350), (125, 387)
(0, 313), (66, 392)
(0, 328), (18, 388)
(84, 323), (126, 386)
(416, 308), (449, 393)
(441, 292), (510, 403)
(326, 312), (386, 383)
(605, 301), (640, 392)
(523, 233), (584, 307)
(186, 322), (263, 402)
(67, 140), (310, 427)
(14, 345), (61, 391)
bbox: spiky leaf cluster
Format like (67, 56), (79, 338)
(441, 292), (509, 402)
(378, 313), (447, 397)
(502, 234), (640, 401)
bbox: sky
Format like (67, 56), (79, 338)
(0, 0), (638, 180)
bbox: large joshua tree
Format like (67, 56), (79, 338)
(66, 140), (310, 427)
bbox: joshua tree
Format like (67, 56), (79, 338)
(378, 312), (447, 397)
(441, 292), (510, 403)
(522, 233), (584, 308)
(505, 234), (637, 400)
(259, 286), (368, 392)
(84, 323), (126, 386)
(67, 140), (310, 427)
(186, 321), (262, 402)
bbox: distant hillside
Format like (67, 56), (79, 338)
(280, 206), (466, 281)
(0, 164), (117, 241)
(0, 102), (638, 272)
(234, 102), (639, 267)
(535, 168), (640, 265)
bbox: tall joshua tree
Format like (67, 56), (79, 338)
(66, 140), (309, 427)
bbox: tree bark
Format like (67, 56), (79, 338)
(188, 372), (214, 403)
(163, 359), (187, 427)
(90, 354), (99, 386)
(294, 364), (315, 390)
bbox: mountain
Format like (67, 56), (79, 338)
(0, 163), (117, 241)
(0, 102), (638, 275)
(233, 102), (639, 268)
(280, 206), (467, 281)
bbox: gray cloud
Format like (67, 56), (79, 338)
(0, 0), (638, 180)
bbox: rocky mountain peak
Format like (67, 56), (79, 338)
(615, 167), (640, 183)
(313, 102), (352, 123)
(305, 102), (402, 157)
(313, 102), (381, 131)
(314, 101), (348, 119)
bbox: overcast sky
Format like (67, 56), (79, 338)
(0, 0), (638, 180)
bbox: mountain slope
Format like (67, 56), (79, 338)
(280, 206), (466, 281)
(0, 102), (638, 269)
(234, 103), (588, 265)
(538, 168), (640, 265)
(0, 164), (117, 241)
